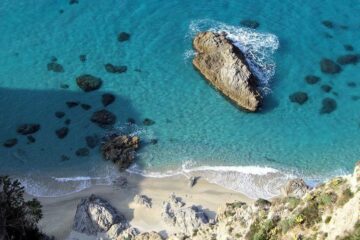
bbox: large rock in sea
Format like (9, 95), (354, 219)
(73, 194), (129, 236)
(101, 135), (140, 170)
(192, 31), (261, 112)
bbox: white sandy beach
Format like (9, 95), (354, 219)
(34, 173), (253, 239)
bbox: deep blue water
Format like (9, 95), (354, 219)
(0, 0), (359, 198)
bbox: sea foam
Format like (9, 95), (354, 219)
(186, 19), (279, 93)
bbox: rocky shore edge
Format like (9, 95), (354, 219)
(66, 162), (360, 240)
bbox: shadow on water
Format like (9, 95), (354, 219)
(0, 86), (145, 237)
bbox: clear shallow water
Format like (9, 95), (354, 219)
(0, 0), (360, 198)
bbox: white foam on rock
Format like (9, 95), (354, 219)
(186, 19), (279, 93)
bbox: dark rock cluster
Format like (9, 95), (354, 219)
(101, 135), (140, 170)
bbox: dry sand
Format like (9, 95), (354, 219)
(34, 172), (253, 239)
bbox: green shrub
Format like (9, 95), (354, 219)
(338, 188), (354, 206)
(279, 218), (295, 233)
(0, 175), (47, 240)
(325, 216), (332, 224)
(287, 197), (301, 210)
(299, 201), (321, 227)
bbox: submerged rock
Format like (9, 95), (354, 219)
(66, 101), (79, 108)
(85, 135), (99, 149)
(55, 127), (69, 139)
(193, 31), (261, 112)
(336, 54), (359, 65)
(101, 135), (140, 171)
(79, 54), (86, 62)
(73, 194), (128, 235)
(55, 111), (65, 118)
(90, 109), (116, 128)
(64, 119), (71, 125)
(60, 83), (69, 89)
(75, 147), (89, 157)
(3, 138), (17, 148)
(143, 118), (155, 126)
(134, 194), (152, 208)
(320, 97), (337, 114)
(102, 93), (116, 107)
(27, 135), (35, 144)
(282, 178), (309, 198)
(240, 19), (260, 29)
(347, 82), (357, 88)
(47, 62), (64, 73)
(344, 44), (354, 51)
(320, 58), (342, 74)
(321, 84), (332, 93)
(69, 0), (79, 4)
(289, 92), (308, 105)
(105, 63), (127, 74)
(305, 75), (320, 85)
(322, 20), (334, 28)
(17, 124), (40, 135)
(80, 103), (91, 110)
(76, 74), (102, 92)
(118, 32), (130, 42)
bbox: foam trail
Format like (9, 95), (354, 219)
(186, 19), (279, 92)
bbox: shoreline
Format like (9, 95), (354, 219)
(33, 172), (253, 239)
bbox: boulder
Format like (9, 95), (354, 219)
(134, 232), (163, 240)
(79, 54), (86, 62)
(85, 135), (99, 149)
(55, 111), (65, 118)
(3, 138), (17, 148)
(143, 118), (155, 126)
(320, 58), (342, 74)
(282, 178), (309, 198)
(344, 44), (354, 51)
(118, 32), (131, 42)
(104, 63), (127, 74)
(66, 101), (79, 108)
(101, 135), (140, 170)
(188, 176), (200, 187)
(321, 84), (332, 93)
(304, 75), (320, 84)
(161, 194), (208, 234)
(322, 20), (334, 28)
(16, 124), (40, 135)
(102, 93), (116, 107)
(192, 31), (261, 112)
(90, 109), (116, 128)
(134, 194), (152, 208)
(240, 19), (260, 29)
(73, 194), (128, 236)
(320, 98), (337, 114)
(75, 147), (89, 157)
(80, 104), (91, 110)
(55, 127), (69, 139)
(289, 92), (308, 105)
(76, 74), (102, 92)
(336, 54), (359, 65)
(47, 62), (64, 73)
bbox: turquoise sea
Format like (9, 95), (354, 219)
(1, 0), (359, 199)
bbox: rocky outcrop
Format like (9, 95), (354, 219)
(134, 232), (164, 240)
(101, 134), (140, 170)
(192, 31), (261, 112)
(76, 74), (102, 92)
(73, 194), (129, 236)
(161, 194), (208, 235)
(166, 162), (360, 240)
(134, 194), (152, 208)
(281, 178), (309, 198)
